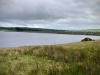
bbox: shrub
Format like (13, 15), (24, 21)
(81, 37), (94, 42)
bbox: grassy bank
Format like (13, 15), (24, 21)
(77, 29), (100, 32)
(0, 40), (100, 75)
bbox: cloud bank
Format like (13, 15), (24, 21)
(0, 0), (100, 30)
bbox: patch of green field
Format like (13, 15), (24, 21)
(77, 29), (100, 32)
(0, 40), (100, 75)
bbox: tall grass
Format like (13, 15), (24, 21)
(0, 40), (100, 75)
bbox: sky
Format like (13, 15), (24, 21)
(0, 0), (100, 30)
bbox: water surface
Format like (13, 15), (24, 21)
(0, 31), (100, 48)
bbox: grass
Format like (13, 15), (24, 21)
(77, 29), (100, 32)
(0, 40), (100, 75)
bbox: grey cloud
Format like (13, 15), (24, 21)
(0, 0), (89, 20)
(0, 0), (100, 30)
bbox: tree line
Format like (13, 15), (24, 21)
(0, 27), (100, 36)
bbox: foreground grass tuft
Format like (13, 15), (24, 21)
(0, 40), (100, 75)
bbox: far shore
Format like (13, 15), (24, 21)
(0, 27), (100, 36)
(0, 30), (100, 36)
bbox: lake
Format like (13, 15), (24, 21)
(0, 31), (100, 48)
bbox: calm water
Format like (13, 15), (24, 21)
(0, 31), (100, 48)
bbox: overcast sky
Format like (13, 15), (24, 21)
(0, 0), (100, 30)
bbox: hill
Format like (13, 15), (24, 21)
(0, 27), (100, 36)
(76, 29), (100, 32)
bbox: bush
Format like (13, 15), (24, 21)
(81, 37), (94, 42)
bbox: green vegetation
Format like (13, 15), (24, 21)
(81, 37), (95, 41)
(0, 27), (100, 36)
(77, 29), (100, 32)
(0, 40), (100, 75)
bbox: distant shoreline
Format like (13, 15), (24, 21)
(0, 30), (100, 36)
(0, 27), (100, 36)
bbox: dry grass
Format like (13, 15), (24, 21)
(0, 40), (100, 75)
